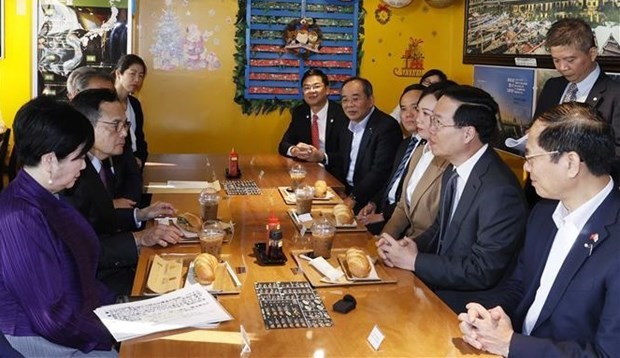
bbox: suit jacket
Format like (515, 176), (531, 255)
(128, 95), (148, 167)
(111, 145), (143, 202)
(340, 107), (402, 212)
(61, 158), (140, 295)
(535, 71), (620, 177)
(383, 144), (449, 239)
(369, 135), (413, 220)
(414, 146), (527, 292)
(278, 100), (348, 177)
(487, 189), (620, 357)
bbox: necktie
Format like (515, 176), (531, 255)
(99, 159), (113, 193)
(384, 137), (418, 204)
(437, 169), (459, 254)
(562, 82), (578, 103)
(311, 114), (320, 149)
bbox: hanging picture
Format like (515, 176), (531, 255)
(34, 0), (131, 97)
(463, 0), (620, 72)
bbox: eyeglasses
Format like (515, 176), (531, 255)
(429, 115), (458, 130)
(524, 150), (559, 164)
(99, 120), (130, 133)
(302, 84), (324, 93)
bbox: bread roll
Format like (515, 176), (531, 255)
(177, 212), (202, 232)
(193, 253), (219, 284)
(333, 204), (354, 225)
(314, 180), (328, 198)
(346, 248), (371, 278)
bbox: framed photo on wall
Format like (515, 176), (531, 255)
(462, 1), (620, 72)
(32, 0), (132, 97)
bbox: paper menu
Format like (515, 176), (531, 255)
(94, 284), (232, 341)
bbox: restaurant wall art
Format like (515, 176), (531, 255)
(35, 0), (130, 97)
(463, 0), (620, 71)
(235, 0), (363, 115)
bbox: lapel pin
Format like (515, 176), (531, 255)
(584, 233), (599, 257)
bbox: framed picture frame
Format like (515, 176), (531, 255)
(462, 1), (620, 72)
(32, 0), (132, 97)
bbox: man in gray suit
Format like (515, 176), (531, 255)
(378, 85), (528, 312)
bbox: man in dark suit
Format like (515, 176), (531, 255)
(523, 18), (620, 206)
(63, 89), (182, 296)
(278, 69), (348, 178)
(458, 102), (620, 357)
(338, 77), (403, 213)
(357, 83), (425, 233)
(378, 85), (528, 312)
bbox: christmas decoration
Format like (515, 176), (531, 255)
(283, 18), (322, 58)
(149, 2), (184, 70)
(375, 3), (392, 25)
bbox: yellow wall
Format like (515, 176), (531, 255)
(0, 0), (473, 154)
(0, 0), (31, 130)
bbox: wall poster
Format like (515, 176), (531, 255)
(463, 0), (620, 71)
(34, 0), (131, 97)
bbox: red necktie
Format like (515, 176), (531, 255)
(311, 114), (320, 149)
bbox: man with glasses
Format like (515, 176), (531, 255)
(378, 85), (528, 313)
(278, 69), (347, 178)
(63, 89), (182, 296)
(459, 102), (620, 357)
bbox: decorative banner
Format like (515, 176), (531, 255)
(393, 37), (426, 77)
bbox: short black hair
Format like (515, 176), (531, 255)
(420, 69), (448, 84)
(418, 81), (458, 103)
(441, 85), (499, 144)
(13, 96), (94, 167)
(71, 89), (120, 126)
(545, 18), (596, 53)
(341, 76), (373, 98)
(399, 84), (426, 103)
(536, 102), (614, 176)
(301, 68), (329, 87)
(115, 54), (147, 75)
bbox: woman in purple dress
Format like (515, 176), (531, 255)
(0, 97), (117, 356)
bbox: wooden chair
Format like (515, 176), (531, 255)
(0, 129), (11, 190)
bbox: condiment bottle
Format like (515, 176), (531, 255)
(267, 229), (284, 260)
(228, 147), (239, 177)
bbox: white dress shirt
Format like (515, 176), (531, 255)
(286, 101), (329, 156)
(559, 64), (600, 104)
(523, 177), (613, 335)
(405, 142), (434, 206)
(387, 135), (422, 204)
(125, 98), (137, 153)
(450, 144), (488, 220)
(346, 108), (373, 187)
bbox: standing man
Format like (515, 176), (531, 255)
(458, 102), (620, 357)
(524, 18), (620, 206)
(278, 69), (348, 178)
(64, 89), (182, 296)
(378, 85), (527, 312)
(338, 77), (402, 213)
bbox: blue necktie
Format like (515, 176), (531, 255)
(384, 137), (418, 204)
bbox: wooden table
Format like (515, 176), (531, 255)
(120, 154), (493, 357)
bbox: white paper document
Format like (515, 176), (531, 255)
(94, 284), (232, 341)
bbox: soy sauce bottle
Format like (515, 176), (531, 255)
(267, 229), (284, 260)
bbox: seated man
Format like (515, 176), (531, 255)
(458, 102), (620, 357)
(357, 83), (425, 234)
(339, 77), (403, 213)
(377, 85), (528, 312)
(278, 69), (348, 177)
(68, 67), (143, 207)
(63, 89), (182, 296)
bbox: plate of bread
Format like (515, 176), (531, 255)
(337, 248), (380, 281)
(185, 253), (242, 294)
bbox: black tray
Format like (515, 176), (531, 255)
(253, 243), (287, 266)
